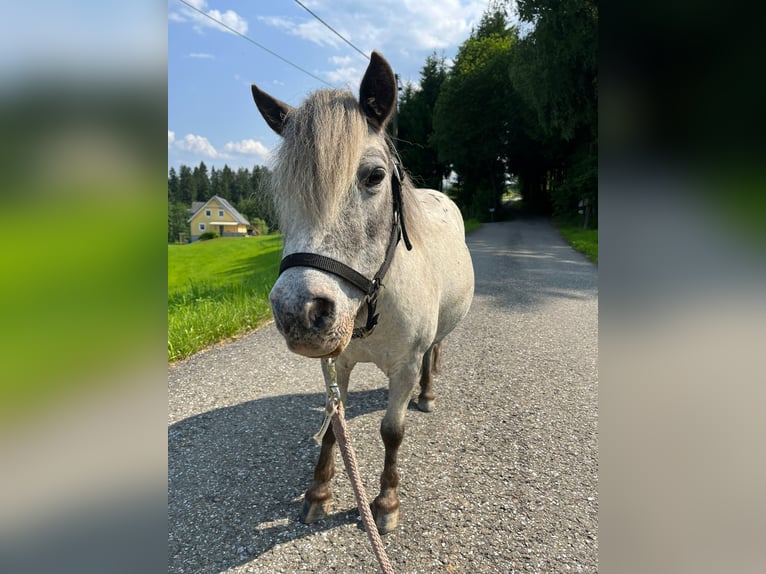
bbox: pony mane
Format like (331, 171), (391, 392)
(272, 89), (368, 228)
(386, 134), (424, 248)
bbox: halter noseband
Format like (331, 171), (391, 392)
(278, 162), (413, 339)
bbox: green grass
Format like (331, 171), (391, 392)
(464, 218), (482, 233)
(555, 219), (598, 263)
(168, 235), (283, 362)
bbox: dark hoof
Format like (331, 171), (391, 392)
(370, 503), (399, 534)
(417, 397), (434, 412)
(300, 497), (331, 524)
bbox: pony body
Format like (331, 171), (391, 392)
(252, 51), (474, 533)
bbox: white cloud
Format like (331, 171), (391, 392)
(325, 66), (364, 88)
(325, 55), (364, 87)
(171, 0), (248, 36)
(257, 16), (342, 48)
(170, 133), (269, 162)
(168, 12), (186, 24)
(176, 133), (219, 159)
(330, 55), (353, 66)
(256, 16), (290, 29)
(207, 9), (248, 34)
(223, 139), (270, 159)
(188, 52), (215, 59)
(258, 1), (488, 55)
(399, 0), (483, 49)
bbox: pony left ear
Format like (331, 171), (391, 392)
(251, 83), (293, 136)
(359, 51), (397, 131)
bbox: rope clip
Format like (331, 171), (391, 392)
(313, 358), (340, 444)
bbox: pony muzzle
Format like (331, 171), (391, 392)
(269, 284), (355, 359)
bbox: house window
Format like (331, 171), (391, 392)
(205, 209), (211, 217)
(218, 210), (224, 217)
(199, 223), (205, 231)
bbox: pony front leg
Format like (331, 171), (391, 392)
(301, 426), (336, 523)
(300, 359), (352, 524)
(372, 361), (420, 533)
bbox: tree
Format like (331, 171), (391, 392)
(512, 0), (597, 142)
(168, 201), (188, 243)
(509, 0), (598, 221)
(248, 165), (276, 230)
(219, 165), (234, 200)
(210, 166), (224, 197)
(178, 164), (196, 204)
(193, 161), (210, 201)
(168, 167), (179, 202)
(397, 54), (450, 191)
(233, 167), (250, 205)
(432, 8), (516, 219)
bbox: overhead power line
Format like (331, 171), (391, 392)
(176, 0), (333, 87)
(292, 0), (369, 60)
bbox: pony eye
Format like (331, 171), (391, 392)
(365, 168), (386, 187)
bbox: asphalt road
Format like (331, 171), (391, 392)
(168, 217), (598, 574)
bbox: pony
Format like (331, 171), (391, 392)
(251, 51), (474, 533)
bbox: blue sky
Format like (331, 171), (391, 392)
(168, 0), (501, 172)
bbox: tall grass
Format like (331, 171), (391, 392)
(554, 218), (598, 263)
(168, 235), (282, 361)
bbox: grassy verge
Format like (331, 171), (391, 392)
(555, 219), (598, 263)
(464, 218), (482, 233)
(168, 235), (283, 362)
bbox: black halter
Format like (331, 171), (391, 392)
(278, 162), (413, 339)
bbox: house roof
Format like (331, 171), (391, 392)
(190, 201), (205, 214)
(187, 195), (251, 226)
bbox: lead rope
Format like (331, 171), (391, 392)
(314, 358), (395, 574)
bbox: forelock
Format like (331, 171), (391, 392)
(272, 89), (369, 228)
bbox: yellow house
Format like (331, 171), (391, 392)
(188, 195), (250, 241)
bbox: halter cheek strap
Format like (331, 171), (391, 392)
(278, 164), (412, 339)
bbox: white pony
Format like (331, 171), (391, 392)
(252, 52), (474, 533)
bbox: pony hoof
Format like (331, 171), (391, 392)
(300, 498), (331, 524)
(417, 397), (434, 412)
(370, 503), (399, 534)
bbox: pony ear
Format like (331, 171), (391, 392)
(251, 84), (293, 136)
(359, 51), (397, 131)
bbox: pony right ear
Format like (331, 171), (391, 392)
(359, 51), (397, 130)
(251, 84), (293, 136)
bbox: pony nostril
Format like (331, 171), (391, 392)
(306, 297), (335, 329)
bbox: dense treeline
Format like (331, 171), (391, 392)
(397, 0), (597, 225)
(167, 162), (275, 243)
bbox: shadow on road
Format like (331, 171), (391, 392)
(168, 387), (387, 574)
